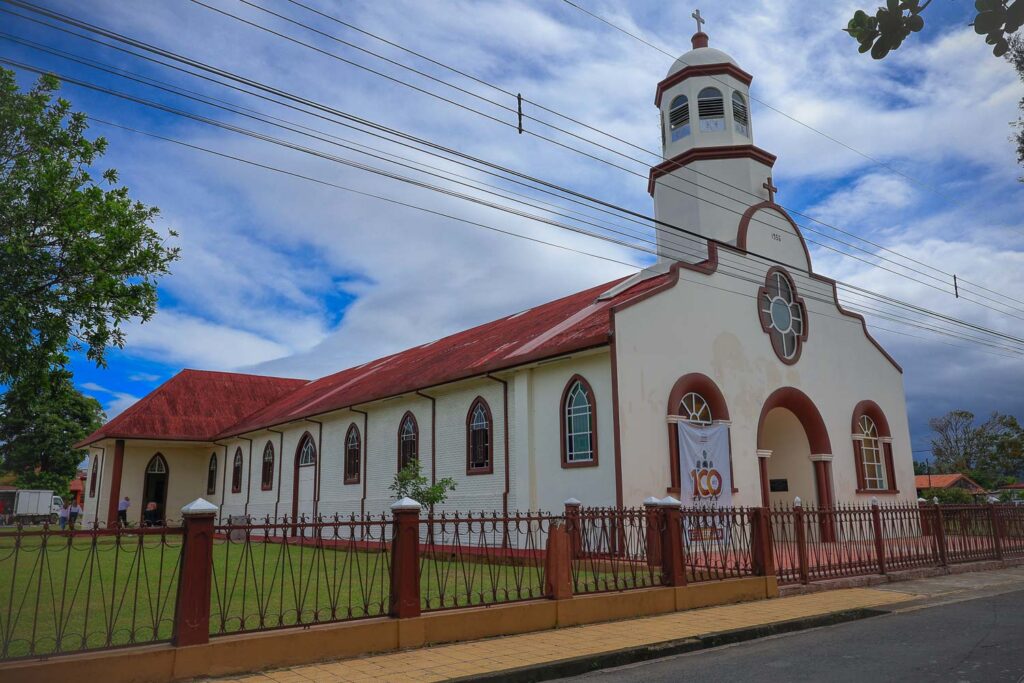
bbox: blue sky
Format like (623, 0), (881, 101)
(2, 0), (1022, 460)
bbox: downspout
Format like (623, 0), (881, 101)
(214, 441), (229, 524)
(91, 446), (106, 527)
(239, 436), (253, 518)
(267, 428), (285, 522)
(486, 374), (511, 518)
(414, 392), (436, 486)
(351, 407), (368, 517)
(306, 418), (324, 520)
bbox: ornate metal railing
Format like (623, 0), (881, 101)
(0, 524), (183, 660)
(567, 506), (662, 593)
(418, 511), (552, 610)
(681, 506), (756, 582)
(209, 514), (391, 635)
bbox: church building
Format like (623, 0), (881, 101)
(77, 28), (915, 526)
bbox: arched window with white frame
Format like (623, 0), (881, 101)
(261, 441), (274, 491)
(231, 448), (244, 493)
(466, 398), (493, 474)
(297, 435), (317, 467)
(344, 424), (361, 484)
(90, 456), (99, 498)
(698, 87), (725, 131)
(206, 453), (217, 495)
(680, 392), (713, 425)
(668, 94), (691, 141)
(732, 91), (749, 136)
(561, 376), (597, 467)
(852, 400), (897, 493)
(398, 412), (418, 471)
(859, 416), (887, 490)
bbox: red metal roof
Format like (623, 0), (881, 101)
(77, 273), (672, 446)
(914, 473), (986, 492)
(74, 370), (309, 447)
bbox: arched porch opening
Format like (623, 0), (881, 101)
(756, 387), (835, 518)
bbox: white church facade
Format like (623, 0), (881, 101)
(77, 29), (915, 527)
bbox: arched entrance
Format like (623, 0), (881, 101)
(143, 453), (169, 524)
(756, 388), (834, 513)
(292, 433), (317, 536)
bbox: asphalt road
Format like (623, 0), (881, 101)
(561, 589), (1024, 683)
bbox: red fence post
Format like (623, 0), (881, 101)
(750, 507), (775, 577)
(644, 496), (662, 569)
(544, 521), (574, 600)
(794, 497), (810, 585)
(932, 500), (948, 567)
(659, 497), (687, 587)
(564, 498), (582, 560)
(173, 498), (218, 646)
(389, 497), (422, 619)
(871, 497), (887, 576)
(988, 503), (1004, 561)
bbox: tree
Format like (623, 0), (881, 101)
(845, 0), (1022, 60)
(0, 69), (179, 386)
(0, 366), (104, 498)
(1009, 35), (1024, 178)
(388, 460), (456, 507)
(929, 409), (1024, 484)
(919, 486), (975, 504)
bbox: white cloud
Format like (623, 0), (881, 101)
(77, 382), (142, 419)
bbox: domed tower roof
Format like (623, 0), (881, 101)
(666, 36), (740, 77)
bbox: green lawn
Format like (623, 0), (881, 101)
(0, 532), (549, 659)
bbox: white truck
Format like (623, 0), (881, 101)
(0, 490), (64, 525)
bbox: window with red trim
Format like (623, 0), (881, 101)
(467, 398), (493, 474)
(231, 448), (243, 493)
(206, 453), (217, 495)
(260, 442), (274, 491)
(89, 457), (98, 498)
(344, 424), (361, 484)
(398, 413), (418, 471)
(561, 376), (597, 467)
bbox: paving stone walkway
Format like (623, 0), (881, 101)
(209, 587), (918, 683)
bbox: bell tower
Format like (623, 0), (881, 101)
(650, 14), (777, 264)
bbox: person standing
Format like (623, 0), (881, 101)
(143, 500), (159, 527)
(117, 496), (130, 528)
(58, 501), (70, 530)
(68, 500), (82, 530)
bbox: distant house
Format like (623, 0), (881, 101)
(994, 482), (1024, 501)
(914, 473), (986, 497)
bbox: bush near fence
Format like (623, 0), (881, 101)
(1, 498), (1021, 661)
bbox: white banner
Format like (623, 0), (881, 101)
(677, 422), (733, 545)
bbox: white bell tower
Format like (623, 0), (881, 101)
(650, 14), (777, 264)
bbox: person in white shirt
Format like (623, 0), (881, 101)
(117, 496), (130, 528)
(68, 501), (82, 529)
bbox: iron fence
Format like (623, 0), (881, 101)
(0, 524), (183, 660)
(568, 507), (662, 594)
(681, 507), (756, 582)
(210, 514), (391, 635)
(418, 511), (552, 610)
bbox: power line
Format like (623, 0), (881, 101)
(7, 0), (1020, 319)
(6, 52), (1023, 359)
(74, 116), (1024, 361)
(181, 0), (1024, 316)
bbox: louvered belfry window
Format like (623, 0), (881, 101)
(668, 95), (691, 141)
(698, 87), (725, 132)
(732, 91), (749, 136)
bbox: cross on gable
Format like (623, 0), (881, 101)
(692, 9), (705, 33)
(763, 176), (778, 204)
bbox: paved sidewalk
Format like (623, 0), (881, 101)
(207, 588), (916, 683)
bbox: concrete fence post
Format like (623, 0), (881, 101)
(870, 497), (887, 576)
(563, 498), (582, 559)
(389, 497), (422, 619)
(932, 501), (948, 567)
(750, 507), (775, 578)
(793, 497), (810, 585)
(173, 498), (218, 646)
(643, 496), (662, 569)
(544, 521), (574, 600)
(658, 496), (686, 587)
(988, 503), (1004, 561)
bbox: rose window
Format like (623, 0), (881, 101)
(758, 268), (807, 363)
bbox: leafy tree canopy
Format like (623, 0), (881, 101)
(845, 0), (1022, 59)
(0, 365), (104, 499)
(389, 460), (456, 507)
(919, 486), (975, 504)
(929, 409), (1024, 486)
(0, 69), (179, 385)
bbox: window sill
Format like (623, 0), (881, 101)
(855, 488), (901, 495)
(466, 468), (493, 476)
(343, 478), (360, 485)
(260, 485), (273, 492)
(561, 459), (598, 469)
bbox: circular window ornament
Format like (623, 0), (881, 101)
(758, 267), (808, 364)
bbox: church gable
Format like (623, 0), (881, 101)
(736, 202), (813, 273)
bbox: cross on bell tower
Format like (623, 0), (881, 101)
(691, 9), (705, 33)
(763, 176), (778, 204)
